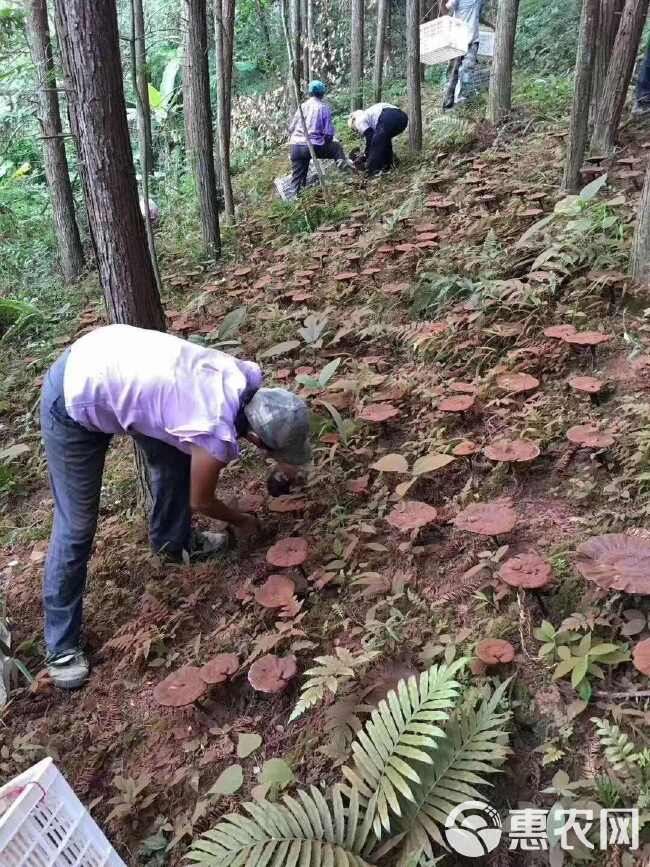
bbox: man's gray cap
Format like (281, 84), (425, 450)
(244, 387), (312, 465)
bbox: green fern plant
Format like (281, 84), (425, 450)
(427, 115), (475, 151)
(592, 718), (641, 772)
(289, 648), (379, 722)
(342, 659), (466, 836)
(187, 784), (376, 866)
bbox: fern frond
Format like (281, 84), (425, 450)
(342, 659), (467, 838)
(290, 648), (379, 722)
(397, 679), (511, 861)
(592, 718), (641, 772)
(187, 785), (377, 866)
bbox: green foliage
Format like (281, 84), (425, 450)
(513, 74), (573, 119)
(516, 0), (580, 74)
(290, 647), (379, 722)
(410, 274), (476, 319)
(266, 187), (355, 237)
(427, 116), (476, 152)
(0, 297), (44, 342)
(296, 357), (341, 390)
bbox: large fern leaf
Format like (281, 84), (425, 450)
(342, 660), (466, 837)
(396, 679), (511, 862)
(187, 785), (377, 866)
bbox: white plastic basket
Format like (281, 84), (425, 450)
(0, 757), (126, 866)
(420, 16), (495, 65)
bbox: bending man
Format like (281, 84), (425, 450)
(348, 103), (408, 175)
(40, 324), (311, 689)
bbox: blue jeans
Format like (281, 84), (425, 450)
(40, 352), (191, 655)
(638, 40), (650, 105)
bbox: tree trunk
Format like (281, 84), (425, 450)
(631, 160), (650, 280)
(350, 0), (365, 110)
(304, 0), (313, 82)
(487, 0), (520, 124)
(591, 0), (650, 153)
(290, 0), (302, 89)
(563, 0), (599, 192)
(132, 0), (153, 173)
(131, 0), (162, 296)
(183, 0), (221, 258)
(591, 0), (624, 121)
(406, 0), (422, 150)
(214, 0), (235, 220)
(254, 0), (274, 59)
(54, 0), (165, 329)
(372, 0), (389, 102)
(25, 0), (84, 284)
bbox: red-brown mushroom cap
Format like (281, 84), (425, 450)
(333, 272), (358, 282)
(567, 375), (604, 394)
(268, 497), (307, 513)
(575, 533), (650, 594)
(358, 403), (400, 422)
(496, 372), (540, 393)
(476, 638), (515, 665)
(497, 552), (552, 589)
(633, 638), (650, 675)
(566, 424), (615, 448)
(387, 500), (438, 532)
(266, 537), (308, 568)
(453, 440), (480, 457)
(563, 330), (611, 346)
(438, 395), (475, 412)
(248, 654), (297, 693)
(199, 654), (240, 685)
(454, 501), (517, 536)
(254, 575), (296, 608)
(449, 381), (478, 394)
(544, 324), (577, 340)
(483, 438), (540, 463)
(153, 665), (207, 707)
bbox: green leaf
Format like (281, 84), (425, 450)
(571, 657), (589, 688)
(147, 83), (162, 110)
(556, 646), (571, 661)
(208, 764), (243, 796)
(260, 758), (294, 790)
(217, 306), (248, 340)
(412, 453), (455, 476)
(319, 357), (341, 387)
(160, 57), (180, 106)
(580, 173), (608, 201)
(258, 340), (300, 359)
(588, 643), (620, 657)
(552, 658), (577, 680)
(237, 733), (262, 759)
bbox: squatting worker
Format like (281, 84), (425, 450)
(40, 324), (311, 690)
(288, 79), (351, 195)
(348, 103), (408, 175)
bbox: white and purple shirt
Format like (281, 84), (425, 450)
(63, 325), (262, 464)
(288, 97), (335, 146)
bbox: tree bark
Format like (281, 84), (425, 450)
(290, 0), (302, 89)
(214, 0), (235, 220)
(183, 0), (221, 258)
(25, 0), (84, 284)
(591, 0), (650, 153)
(406, 0), (422, 150)
(563, 0), (599, 192)
(350, 0), (365, 110)
(254, 0), (274, 59)
(591, 0), (625, 121)
(304, 0), (313, 83)
(54, 0), (165, 329)
(372, 0), (389, 102)
(487, 0), (520, 124)
(631, 160), (650, 280)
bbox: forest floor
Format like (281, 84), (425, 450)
(4, 89), (650, 866)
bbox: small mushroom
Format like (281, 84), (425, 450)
(567, 375), (605, 395)
(483, 438), (540, 463)
(248, 654), (297, 693)
(544, 324), (577, 340)
(438, 395), (475, 413)
(632, 638), (650, 675)
(566, 424), (615, 448)
(476, 638), (515, 665)
(266, 537), (308, 568)
(386, 500), (438, 532)
(333, 271), (358, 283)
(358, 403), (400, 422)
(497, 552), (552, 589)
(254, 575), (296, 609)
(575, 533), (650, 594)
(453, 440), (480, 457)
(200, 654), (240, 685)
(449, 381), (478, 394)
(153, 665), (207, 707)
(563, 330), (611, 364)
(454, 500), (517, 536)
(495, 372), (540, 394)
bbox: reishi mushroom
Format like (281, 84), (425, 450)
(153, 665), (207, 707)
(386, 500), (438, 532)
(497, 552), (552, 589)
(199, 654), (240, 685)
(358, 403), (400, 422)
(453, 440), (480, 457)
(483, 438), (540, 463)
(248, 654), (297, 693)
(575, 533), (650, 594)
(438, 395), (475, 413)
(495, 372), (540, 394)
(266, 537), (308, 568)
(476, 638), (515, 665)
(254, 575), (296, 609)
(632, 638), (650, 675)
(454, 500), (518, 536)
(544, 324), (577, 340)
(566, 424), (615, 448)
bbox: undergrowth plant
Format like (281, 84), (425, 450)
(592, 718), (650, 808)
(188, 661), (511, 866)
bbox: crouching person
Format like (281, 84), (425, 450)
(348, 103), (408, 175)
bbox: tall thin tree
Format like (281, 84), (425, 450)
(290, 0), (302, 88)
(183, 0), (221, 258)
(304, 0), (313, 82)
(373, 0), (389, 102)
(214, 0), (235, 220)
(563, 0), (599, 192)
(25, 0), (84, 284)
(406, 0), (422, 151)
(591, 0), (625, 120)
(350, 0), (365, 109)
(631, 159), (650, 281)
(591, 0), (650, 153)
(487, 0), (520, 124)
(54, 0), (164, 328)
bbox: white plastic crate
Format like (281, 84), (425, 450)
(420, 16), (495, 65)
(0, 758), (126, 866)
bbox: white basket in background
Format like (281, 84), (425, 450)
(0, 757), (126, 866)
(420, 16), (494, 65)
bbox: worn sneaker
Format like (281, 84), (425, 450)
(47, 648), (89, 690)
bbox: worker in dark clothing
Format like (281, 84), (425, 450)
(634, 39), (650, 115)
(348, 103), (408, 175)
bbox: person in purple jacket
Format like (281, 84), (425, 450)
(40, 325), (311, 689)
(288, 80), (351, 195)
